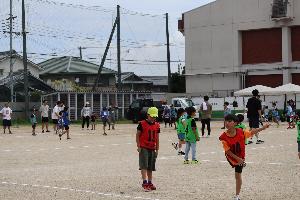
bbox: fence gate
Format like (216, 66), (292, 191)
(42, 91), (152, 120)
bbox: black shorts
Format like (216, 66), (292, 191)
(139, 148), (157, 171)
(3, 119), (11, 127)
(102, 119), (108, 126)
(32, 124), (36, 129)
(42, 117), (49, 123)
(52, 119), (58, 124)
(235, 165), (243, 173)
(64, 125), (69, 130)
(248, 117), (259, 128)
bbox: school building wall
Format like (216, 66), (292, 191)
(183, 0), (300, 96)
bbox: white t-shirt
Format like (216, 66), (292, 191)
(39, 105), (49, 118)
(51, 105), (60, 119)
(0, 107), (13, 120)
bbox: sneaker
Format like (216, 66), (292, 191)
(221, 127), (225, 129)
(191, 160), (199, 164)
(256, 139), (264, 144)
(32, 133), (36, 136)
(103, 132), (107, 136)
(42, 130), (44, 133)
(183, 160), (190, 164)
(178, 151), (185, 155)
(233, 195), (241, 200)
(67, 137), (71, 140)
(247, 140), (253, 145)
(9, 131), (12, 134)
(142, 183), (151, 192)
(46, 130), (50, 132)
(148, 183), (156, 190)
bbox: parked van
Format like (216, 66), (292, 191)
(171, 98), (199, 120)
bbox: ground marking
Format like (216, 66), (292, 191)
(0, 181), (159, 200)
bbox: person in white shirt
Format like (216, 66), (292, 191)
(81, 102), (92, 130)
(39, 100), (50, 133)
(0, 103), (13, 134)
(52, 101), (62, 133)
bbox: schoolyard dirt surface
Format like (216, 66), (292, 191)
(0, 121), (299, 200)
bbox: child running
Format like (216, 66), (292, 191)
(30, 108), (37, 136)
(184, 106), (200, 164)
(172, 108), (186, 155)
(136, 107), (160, 192)
(58, 106), (71, 140)
(100, 107), (109, 135)
(219, 114), (269, 200)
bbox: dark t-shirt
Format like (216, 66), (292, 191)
(187, 116), (197, 128)
(246, 97), (262, 118)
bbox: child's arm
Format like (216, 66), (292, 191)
(136, 130), (141, 151)
(247, 123), (270, 138)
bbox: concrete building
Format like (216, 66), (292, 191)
(179, 0), (300, 97)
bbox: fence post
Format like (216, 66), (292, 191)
(122, 93), (125, 118)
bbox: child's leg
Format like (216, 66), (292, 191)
(86, 117), (90, 129)
(141, 169), (147, 182)
(191, 142), (197, 160)
(8, 125), (12, 133)
(184, 142), (191, 160)
(66, 129), (70, 139)
(46, 122), (49, 131)
(3, 126), (6, 134)
(235, 172), (242, 197)
(82, 117), (85, 129)
(42, 122), (44, 131)
(146, 170), (152, 182)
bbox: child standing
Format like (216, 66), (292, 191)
(100, 107), (109, 135)
(221, 102), (231, 129)
(219, 114), (269, 200)
(91, 112), (97, 130)
(263, 106), (269, 122)
(0, 103), (13, 134)
(59, 106), (71, 140)
(286, 100), (295, 129)
(30, 109), (37, 136)
(136, 107), (160, 191)
(173, 108), (186, 155)
(184, 106), (200, 164)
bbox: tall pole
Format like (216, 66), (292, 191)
(117, 5), (121, 90)
(166, 13), (171, 92)
(22, 0), (29, 118)
(79, 46), (82, 59)
(9, 0), (14, 102)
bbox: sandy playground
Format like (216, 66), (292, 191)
(0, 121), (299, 200)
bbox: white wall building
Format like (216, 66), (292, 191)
(179, 0), (300, 97)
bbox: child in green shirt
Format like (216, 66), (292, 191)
(184, 106), (200, 164)
(30, 108), (37, 136)
(235, 114), (248, 145)
(296, 120), (300, 159)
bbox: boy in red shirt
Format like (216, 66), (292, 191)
(136, 107), (160, 192)
(219, 114), (269, 200)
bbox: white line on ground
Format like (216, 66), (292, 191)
(0, 181), (159, 200)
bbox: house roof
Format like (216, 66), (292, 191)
(39, 56), (117, 75)
(0, 71), (55, 93)
(0, 50), (42, 70)
(140, 76), (168, 86)
(121, 72), (152, 84)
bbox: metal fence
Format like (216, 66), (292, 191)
(42, 91), (152, 120)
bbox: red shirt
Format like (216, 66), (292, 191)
(138, 120), (160, 150)
(219, 128), (246, 166)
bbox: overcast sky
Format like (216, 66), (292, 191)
(0, 0), (215, 76)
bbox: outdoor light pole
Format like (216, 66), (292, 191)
(166, 13), (171, 93)
(22, 0), (29, 117)
(9, 0), (14, 102)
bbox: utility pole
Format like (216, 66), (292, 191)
(166, 13), (171, 93)
(117, 5), (121, 90)
(9, 0), (14, 102)
(22, 0), (29, 118)
(79, 46), (82, 59)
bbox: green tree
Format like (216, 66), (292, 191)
(170, 72), (185, 93)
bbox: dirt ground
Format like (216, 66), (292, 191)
(0, 121), (299, 200)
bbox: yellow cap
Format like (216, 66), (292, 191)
(147, 107), (158, 118)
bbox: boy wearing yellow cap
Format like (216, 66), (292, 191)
(136, 107), (160, 192)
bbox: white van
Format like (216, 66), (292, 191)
(171, 98), (199, 120)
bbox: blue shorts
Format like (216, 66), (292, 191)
(177, 133), (185, 141)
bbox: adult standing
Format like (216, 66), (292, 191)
(200, 96), (212, 137)
(81, 102), (91, 130)
(246, 89), (264, 144)
(39, 100), (50, 133)
(52, 101), (62, 133)
(0, 103), (13, 134)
